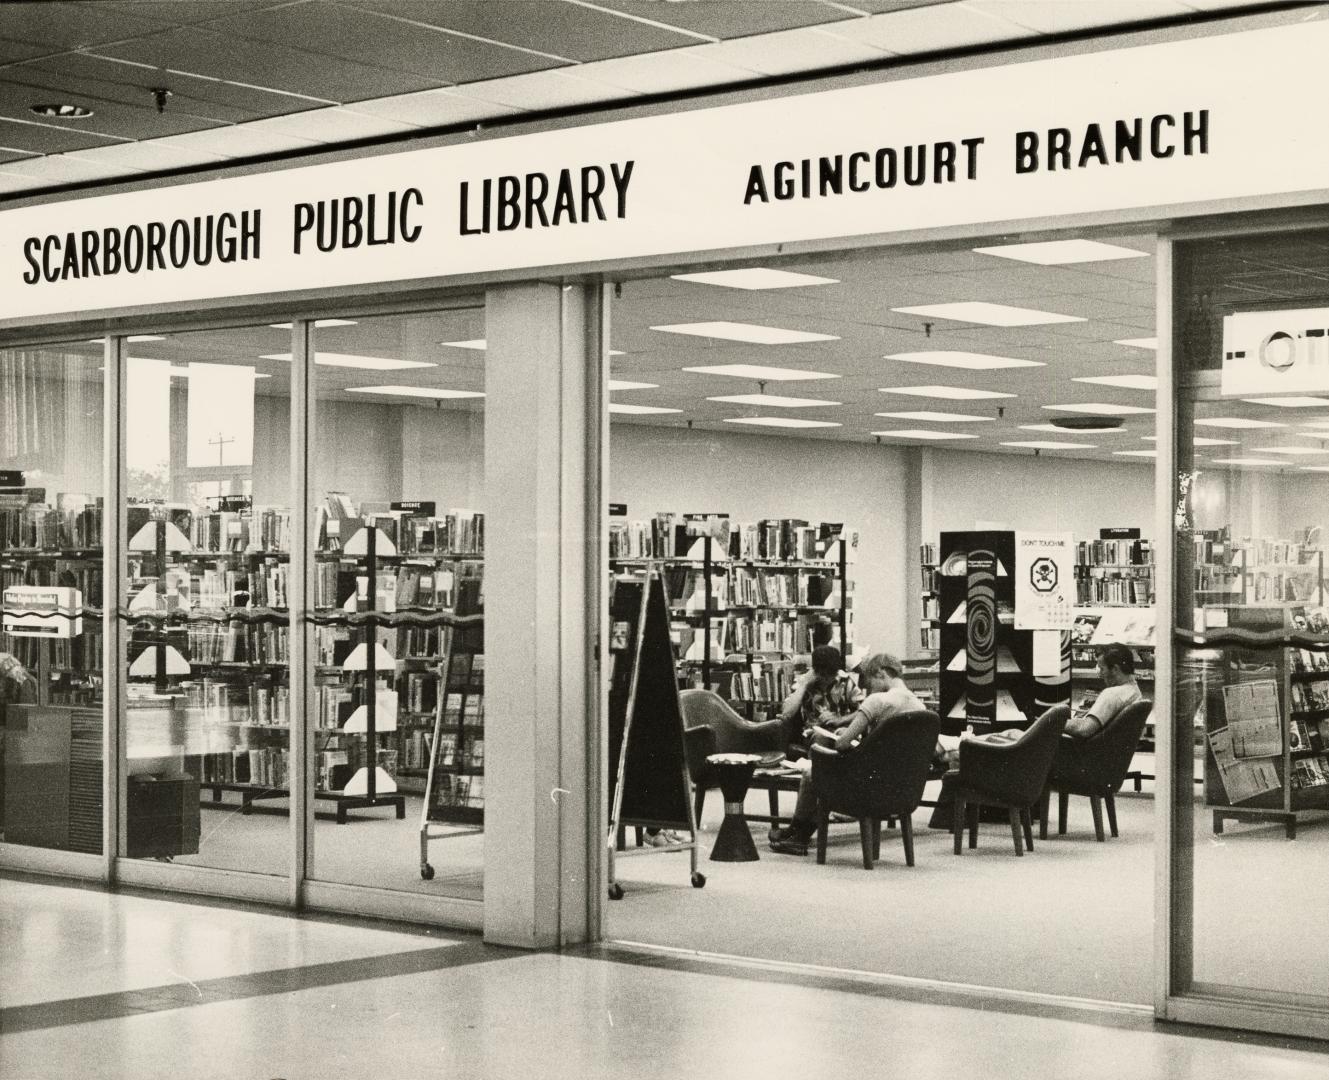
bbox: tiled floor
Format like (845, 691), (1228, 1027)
(2, 875), (1326, 1080)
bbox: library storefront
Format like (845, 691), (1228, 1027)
(2, 6), (1328, 1040)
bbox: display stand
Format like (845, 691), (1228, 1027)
(606, 566), (704, 899)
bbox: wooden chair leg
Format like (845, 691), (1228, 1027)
(968, 802), (979, 850)
(1058, 790), (1069, 835)
(1105, 794), (1119, 838)
(1008, 808), (1024, 856)
(693, 786), (706, 831)
(1021, 807), (1034, 851)
(953, 798), (966, 855)
(887, 817), (896, 829)
(1038, 789), (1050, 840)
(901, 814), (915, 867)
(768, 787), (779, 822)
(859, 818), (874, 870)
(1090, 796), (1105, 842)
(816, 802), (830, 865)
(871, 818), (882, 861)
(634, 826), (644, 847)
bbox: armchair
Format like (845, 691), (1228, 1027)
(680, 689), (786, 827)
(950, 708), (1067, 856)
(808, 709), (940, 869)
(1039, 699), (1153, 841)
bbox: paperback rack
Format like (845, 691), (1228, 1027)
(606, 565), (704, 899)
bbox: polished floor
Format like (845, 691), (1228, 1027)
(1, 875), (1326, 1080)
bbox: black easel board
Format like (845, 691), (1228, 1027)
(607, 572), (692, 830)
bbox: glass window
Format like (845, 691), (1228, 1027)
(1, 342), (105, 854)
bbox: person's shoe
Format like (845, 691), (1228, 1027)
(768, 834), (808, 856)
(829, 812), (855, 824)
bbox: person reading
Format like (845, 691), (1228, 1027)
(777, 643), (862, 755)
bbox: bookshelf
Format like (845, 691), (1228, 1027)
(919, 542), (939, 655)
(609, 513), (853, 718)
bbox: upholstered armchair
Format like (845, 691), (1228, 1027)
(680, 689), (786, 827)
(1040, 699), (1154, 841)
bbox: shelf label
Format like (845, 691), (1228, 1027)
(1100, 527), (1141, 540)
(608, 503), (627, 517)
(0, 469), (25, 487)
(392, 500), (436, 514)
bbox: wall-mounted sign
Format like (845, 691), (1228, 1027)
(1100, 527), (1142, 540)
(2, 585), (83, 638)
(1221, 307), (1329, 396)
(4, 22), (1329, 324)
(1014, 531), (1073, 631)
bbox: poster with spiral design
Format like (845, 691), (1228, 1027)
(966, 547), (996, 726)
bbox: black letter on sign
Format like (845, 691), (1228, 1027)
(743, 165), (768, 205)
(400, 188), (423, 242)
(294, 203), (314, 254)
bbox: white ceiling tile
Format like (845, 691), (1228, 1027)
(342, 88), (520, 127)
(689, 24), (893, 77)
(246, 107), (423, 143)
(573, 45), (763, 95)
(823, 2), (1030, 54)
(63, 139), (231, 173)
(0, 154), (134, 182)
(0, 171), (49, 193)
(146, 124), (324, 158)
(968, 1), (1193, 34)
(448, 69), (635, 112)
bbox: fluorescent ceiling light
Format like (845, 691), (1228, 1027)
(706, 393), (840, 407)
(891, 302), (1085, 326)
(1042, 402), (1155, 415)
(607, 379), (658, 391)
(875, 410), (993, 423)
(438, 338), (487, 349)
(670, 269), (838, 290)
(1114, 338), (1158, 350)
(1001, 440), (1097, 450)
(1113, 450), (1157, 457)
(722, 417), (841, 429)
(1020, 423), (1128, 434)
(260, 352), (434, 371)
(269, 319), (357, 329)
(1194, 417), (1286, 429)
(879, 385), (1014, 400)
(651, 321), (839, 344)
(1142, 436), (1238, 446)
(887, 350), (1044, 370)
(1242, 396), (1329, 408)
(1073, 375), (1158, 391)
(88, 334), (164, 343)
(1211, 458), (1285, 466)
(1300, 420), (1329, 429)
(972, 240), (1148, 264)
(345, 385), (483, 399)
(1255, 446), (1329, 456)
(1299, 466), (1329, 472)
(871, 429), (979, 440)
(684, 364), (839, 381)
(609, 403), (682, 415)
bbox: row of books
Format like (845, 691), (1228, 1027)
(610, 514), (849, 562)
(1239, 538), (1317, 566)
(313, 561), (482, 612)
(433, 732), (484, 769)
(2, 630), (103, 671)
(431, 773), (483, 808)
(182, 678), (289, 726)
(192, 508), (292, 554)
(2, 561), (103, 606)
(1246, 568), (1321, 604)
(0, 497), (102, 550)
(723, 661), (796, 704)
(184, 564), (288, 609)
(679, 615), (828, 656)
(1075, 538), (1153, 567)
(199, 747), (291, 788)
(1076, 573), (1152, 606)
(184, 622), (289, 666)
(317, 493), (484, 555)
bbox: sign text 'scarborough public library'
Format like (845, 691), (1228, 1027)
(4, 20), (1329, 323)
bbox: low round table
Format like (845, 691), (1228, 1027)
(706, 752), (762, 862)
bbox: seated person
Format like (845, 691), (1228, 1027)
(769, 651), (923, 856)
(777, 643), (863, 755)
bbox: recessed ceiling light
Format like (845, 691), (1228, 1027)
(1211, 458), (1285, 466)
(87, 335), (164, 343)
(670, 269), (838, 290)
(879, 385), (1014, 400)
(1073, 375), (1158, 390)
(1113, 450), (1157, 458)
(345, 385), (483, 399)
(260, 352), (434, 371)
(1299, 466), (1329, 472)
(684, 364), (839, 381)
(1255, 446), (1329, 455)
(871, 429), (980, 440)
(1141, 436), (1238, 446)
(438, 339), (487, 349)
(1114, 338), (1158, 350)
(972, 240), (1149, 264)
(31, 103), (94, 119)
(269, 319), (358, 329)
(891, 302), (1085, 326)
(874, 410), (993, 423)
(651, 321), (839, 344)
(609, 404), (683, 415)
(886, 350), (1044, 370)
(1042, 403), (1155, 415)
(608, 379), (658, 391)
(1241, 396), (1329, 408)
(1021, 423), (1129, 434)
(1194, 417), (1286, 429)
(722, 417), (841, 429)
(1001, 440), (1098, 450)
(707, 393), (840, 407)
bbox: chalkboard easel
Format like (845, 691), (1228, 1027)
(606, 566), (705, 899)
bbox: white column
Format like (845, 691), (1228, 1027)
(483, 282), (604, 948)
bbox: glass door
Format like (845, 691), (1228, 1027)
(1168, 227), (1329, 1035)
